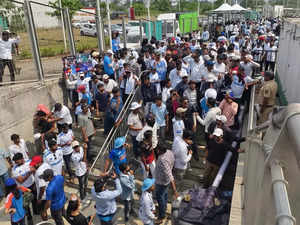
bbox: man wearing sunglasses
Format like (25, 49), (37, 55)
(43, 140), (64, 176)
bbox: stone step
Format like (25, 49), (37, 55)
(185, 167), (205, 184)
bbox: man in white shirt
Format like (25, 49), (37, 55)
(169, 63), (187, 89)
(52, 103), (73, 133)
(43, 140), (64, 176)
(71, 141), (88, 200)
(12, 153), (38, 216)
(9, 134), (29, 164)
(128, 102), (143, 158)
(172, 130), (193, 191)
(264, 40), (277, 72)
(0, 31), (20, 82)
(120, 67), (140, 102)
(57, 124), (74, 180)
(103, 74), (118, 93)
(190, 53), (204, 86)
(240, 54), (260, 77)
(30, 155), (51, 220)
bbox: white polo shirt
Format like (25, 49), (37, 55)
(57, 130), (74, 155)
(52, 105), (73, 125)
(172, 118), (185, 139)
(9, 139), (29, 161)
(71, 147), (87, 177)
(43, 148), (64, 176)
(0, 37), (20, 60)
(104, 79), (118, 93)
(12, 160), (34, 188)
(127, 112), (143, 137)
(35, 162), (51, 200)
(172, 136), (192, 170)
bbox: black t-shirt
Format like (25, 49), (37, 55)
(38, 118), (53, 134)
(207, 139), (229, 167)
(95, 91), (110, 112)
(67, 213), (89, 225)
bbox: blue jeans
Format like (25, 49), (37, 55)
(0, 171), (9, 198)
(155, 184), (168, 219)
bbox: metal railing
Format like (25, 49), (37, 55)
(89, 70), (149, 174)
(240, 62), (297, 225)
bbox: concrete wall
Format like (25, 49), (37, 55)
(277, 20), (300, 103)
(0, 79), (67, 154)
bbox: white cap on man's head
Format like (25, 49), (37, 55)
(213, 128), (223, 137)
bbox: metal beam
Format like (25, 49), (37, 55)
(63, 8), (76, 56)
(23, 0), (44, 82)
(122, 17), (127, 49)
(96, 0), (104, 52)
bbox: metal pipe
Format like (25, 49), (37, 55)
(122, 17), (127, 49)
(64, 8), (76, 56)
(286, 111), (300, 169)
(212, 151), (232, 187)
(147, 7), (151, 39)
(58, 0), (67, 52)
(23, 0), (44, 83)
(173, 19), (176, 37)
(270, 161), (296, 225)
(106, 0), (112, 50)
(247, 85), (256, 132)
(139, 19), (143, 44)
(96, 0), (104, 52)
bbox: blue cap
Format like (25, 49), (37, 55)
(114, 136), (126, 149)
(5, 178), (16, 187)
(142, 178), (155, 192)
(206, 61), (215, 66)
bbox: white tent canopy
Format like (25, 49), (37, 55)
(213, 3), (234, 12)
(231, 4), (248, 11)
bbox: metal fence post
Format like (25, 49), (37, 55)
(23, 0), (44, 82)
(153, 21), (156, 39)
(63, 8), (76, 56)
(182, 18), (185, 35)
(96, 0), (104, 52)
(122, 17), (127, 49)
(173, 19), (176, 37)
(190, 18), (193, 33)
(139, 19), (143, 44)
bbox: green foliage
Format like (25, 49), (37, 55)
(0, 0), (25, 32)
(132, 2), (147, 16)
(48, 0), (83, 19)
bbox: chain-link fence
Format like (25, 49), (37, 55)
(0, 0), (38, 84)
(29, 1), (69, 79)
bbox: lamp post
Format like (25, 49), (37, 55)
(145, 0), (151, 40)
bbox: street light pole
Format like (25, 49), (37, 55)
(106, 0), (112, 50)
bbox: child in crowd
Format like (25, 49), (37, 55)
(139, 178), (156, 225)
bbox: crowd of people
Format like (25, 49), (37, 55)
(0, 17), (279, 225)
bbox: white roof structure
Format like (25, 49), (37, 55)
(213, 3), (234, 12)
(231, 4), (248, 11)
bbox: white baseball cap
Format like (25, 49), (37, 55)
(216, 115), (227, 124)
(107, 50), (113, 55)
(130, 102), (142, 110)
(103, 74), (109, 80)
(205, 88), (217, 100)
(213, 128), (223, 137)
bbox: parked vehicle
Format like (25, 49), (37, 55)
(127, 20), (144, 36)
(80, 23), (97, 37)
(72, 20), (94, 29)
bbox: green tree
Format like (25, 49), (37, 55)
(132, 2), (147, 16)
(0, 0), (25, 32)
(48, 0), (83, 19)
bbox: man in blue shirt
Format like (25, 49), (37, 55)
(42, 169), (66, 225)
(104, 50), (114, 79)
(104, 136), (128, 175)
(150, 95), (169, 141)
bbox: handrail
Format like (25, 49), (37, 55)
(89, 70), (149, 174)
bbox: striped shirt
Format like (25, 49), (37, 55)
(43, 148), (63, 176)
(155, 150), (175, 186)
